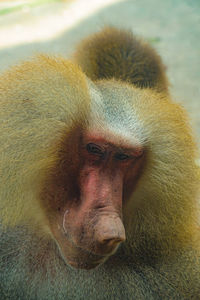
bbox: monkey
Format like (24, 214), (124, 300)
(0, 27), (199, 300)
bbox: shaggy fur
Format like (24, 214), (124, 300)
(73, 27), (168, 93)
(0, 27), (199, 299)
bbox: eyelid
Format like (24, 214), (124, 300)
(86, 143), (104, 155)
(114, 153), (131, 161)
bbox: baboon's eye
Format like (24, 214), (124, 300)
(115, 153), (130, 161)
(86, 143), (104, 156)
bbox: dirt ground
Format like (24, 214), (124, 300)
(0, 0), (200, 154)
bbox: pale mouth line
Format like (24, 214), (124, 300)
(67, 256), (107, 270)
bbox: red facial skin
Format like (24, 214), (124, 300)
(50, 133), (144, 270)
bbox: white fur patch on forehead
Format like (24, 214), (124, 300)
(86, 125), (143, 150)
(87, 79), (147, 147)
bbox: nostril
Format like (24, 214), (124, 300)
(101, 236), (125, 247)
(94, 216), (126, 248)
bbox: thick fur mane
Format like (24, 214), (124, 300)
(73, 27), (168, 93)
(1, 227), (199, 300)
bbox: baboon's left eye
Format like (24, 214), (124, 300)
(115, 153), (130, 161)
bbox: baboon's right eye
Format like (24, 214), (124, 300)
(86, 143), (104, 156)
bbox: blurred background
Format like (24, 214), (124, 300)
(0, 0), (199, 154)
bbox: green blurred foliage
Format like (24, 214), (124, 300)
(0, 0), (65, 16)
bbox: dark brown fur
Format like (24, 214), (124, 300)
(73, 27), (168, 92)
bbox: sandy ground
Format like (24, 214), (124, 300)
(0, 0), (200, 153)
